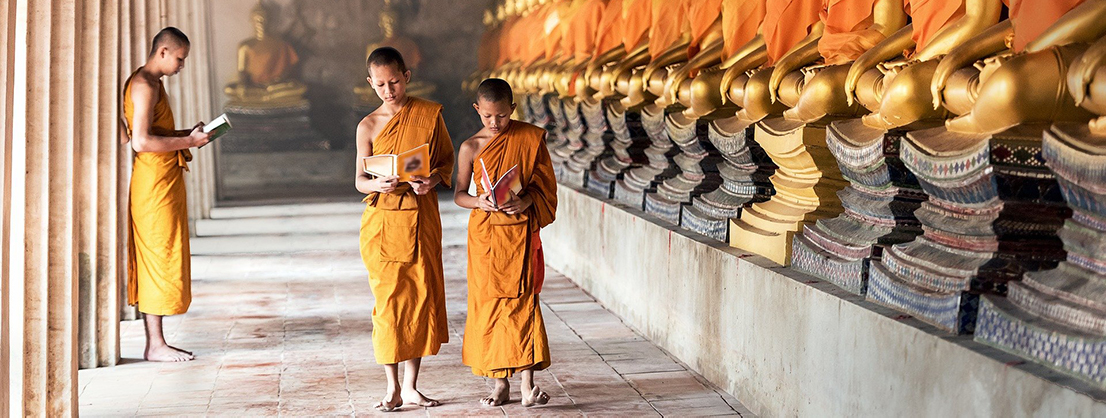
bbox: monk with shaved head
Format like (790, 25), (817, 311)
(123, 26), (211, 362)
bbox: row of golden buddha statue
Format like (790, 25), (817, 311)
(468, 0), (1106, 388)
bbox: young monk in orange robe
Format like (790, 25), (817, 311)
(123, 27), (211, 363)
(454, 79), (558, 407)
(355, 47), (454, 412)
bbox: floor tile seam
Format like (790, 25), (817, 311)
(334, 282), (357, 415)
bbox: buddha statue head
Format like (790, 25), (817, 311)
(250, 2), (269, 40)
(483, 9), (495, 27)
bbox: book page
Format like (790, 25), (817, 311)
(361, 155), (396, 178)
(396, 144), (431, 182)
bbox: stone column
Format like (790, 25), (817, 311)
(1, 1), (15, 414)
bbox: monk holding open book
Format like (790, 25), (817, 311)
(454, 78), (558, 407)
(355, 46), (454, 412)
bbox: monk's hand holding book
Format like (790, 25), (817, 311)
(407, 174), (438, 196)
(368, 175), (400, 193)
(476, 193), (500, 212)
(498, 191), (532, 215)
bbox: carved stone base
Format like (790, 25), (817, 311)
(867, 125), (1068, 333)
(974, 123), (1106, 386)
(223, 101), (327, 152)
(554, 99), (587, 186)
(729, 119), (847, 265)
(613, 108), (679, 209)
(678, 119), (775, 241)
(791, 119), (926, 295)
(587, 105), (649, 198)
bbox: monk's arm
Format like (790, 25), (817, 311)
(453, 139), (497, 211)
(355, 118), (397, 194)
(428, 112), (455, 188)
(128, 79), (209, 153)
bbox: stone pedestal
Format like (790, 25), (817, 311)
(546, 96), (579, 181)
(867, 125), (1069, 333)
(643, 115), (723, 225)
(564, 100), (611, 192)
(586, 105), (650, 198)
(680, 119), (776, 242)
(222, 101), (326, 152)
(729, 119), (847, 265)
(613, 108), (680, 209)
(557, 100), (590, 188)
(974, 123), (1106, 386)
(791, 120), (926, 295)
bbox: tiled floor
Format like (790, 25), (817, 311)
(78, 199), (750, 416)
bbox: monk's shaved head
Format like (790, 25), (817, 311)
(367, 47), (408, 74)
(149, 27), (190, 57)
(476, 78), (513, 105)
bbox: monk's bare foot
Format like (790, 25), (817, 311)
(167, 345), (193, 356)
(375, 391), (402, 412)
(481, 380), (510, 407)
(521, 385), (549, 407)
(402, 389), (440, 407)
(144, 345), (194, 362)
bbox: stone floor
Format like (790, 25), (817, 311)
(78, 197), (750, 416)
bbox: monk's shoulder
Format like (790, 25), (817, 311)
(511, 121), (547, 143)
(407, 96), (443, 116)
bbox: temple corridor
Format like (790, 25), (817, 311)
(76, 199), (750, 417)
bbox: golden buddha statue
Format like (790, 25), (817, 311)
(224, 2), (307, 106)
(844, 0), (1003, 130)
(929, 0), (1106, 135)
(1070, 35), (1106, 134)
(653, 8), (726, 109)
(356, 2), (435, 103)
(616, 0), (691, 110)
(772, 0), (908, 124)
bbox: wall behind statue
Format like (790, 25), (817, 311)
(208, 0), (490, 151)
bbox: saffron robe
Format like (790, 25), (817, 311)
(360, 97), (455, 364)
(462, 121), (558, 378)
(763, 0), (823, 65)
(124, 70), (193, 316)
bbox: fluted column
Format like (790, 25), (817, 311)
(1, 2), (16, 415)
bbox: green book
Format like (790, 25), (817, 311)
(203, 113), (232, 140)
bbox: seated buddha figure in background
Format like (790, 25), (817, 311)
(769, 0), (907, 124)
(930, 0), (1106, 135)
(615, 0), (692, 110)
(722, 0), (824, 128)
(592, 0), (652, 101)
(674, 0), (768, 120)
(647, 0), (726, 109)
(224, 2), (307, 106)
(355, 2), (435, 103)
(841, 0), (1002, 130)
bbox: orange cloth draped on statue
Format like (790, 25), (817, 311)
(524, 5), (553, 65)
(571, 0), (605, 61)
(478, 25), (502, 71)
(648, 0), (689, 59)
(722, 0), (767, 58)
(593, 0), (624, 55)
(763, 0), (823, 65)
(904, 0), (964, 55)
(621, 0), (651, 53)
(687, 0), (723, 56)
(462, 120), (558, 379)
(1008, 0), (1086, 52)
(817, 0), (885, 65)
(360, 97), (455, 365)
(123, 70), (192, 316)
(497, 18), (518, 66)
(244, 41), (299, 85)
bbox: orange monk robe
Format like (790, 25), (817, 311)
(593, 0), (624, 55)
(904, 0), (964, 56)
(817, 0), (886, 65)
(557, 0), (587, 64)
(524, 6), (553, 65)
(686, 0), (724, 57)
(1008, 0), (1087, 52)
(621, 0), (651, 53)
(763, 0), (823, 65)
(123, 71), (192, 316)
(648, 0), (689, 60)
(462, 121), (558, 379)
(722, 0), (767, 58)
(360, 97), (455, 365)
(244, 41), (299, 85)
